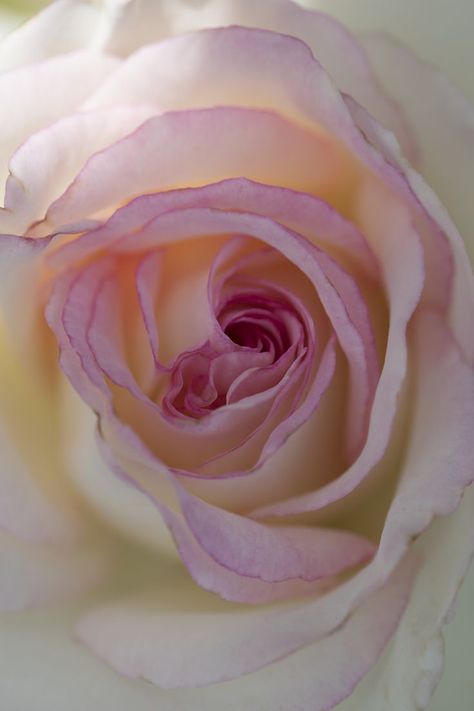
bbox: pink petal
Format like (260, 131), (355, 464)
(54, 249), (301, 472)
(49, 177), (377, 282)
(49, 191), (371, 481)
(252, 184), (425, 517)
(90, 296), (473, 697)
(45, 267), (107, 414)
(115, 206), (375, 471)
(176, 485), (374, 584)
(176, 359), (344, 511)
(44, 106), (348, 228)
(76, 553), (416, 694)
(44, 27), (452, 319)
(96, 305), (472, 632)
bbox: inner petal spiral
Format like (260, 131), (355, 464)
(163, 288), (308, 420)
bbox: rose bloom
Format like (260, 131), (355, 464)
(0, 0), (473, 709)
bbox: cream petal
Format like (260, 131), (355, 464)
(0, 516), (472, 710)
(0, 51), (120, 200)
(0, 0), (105, 70)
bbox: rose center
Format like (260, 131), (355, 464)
(162, 292), (306, 420)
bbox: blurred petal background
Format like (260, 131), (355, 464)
(0, 1), (472, 709)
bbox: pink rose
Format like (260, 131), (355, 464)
(0, 1), (473, 709)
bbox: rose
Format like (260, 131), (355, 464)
(0, 1), (473, 710)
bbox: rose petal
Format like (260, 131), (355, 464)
(46, 28), (452, 317)
(49, 177), (377, 282)
(49, 193), (373, 479)
(44, 106), (348, 229)
(93, 1), (415, 161)
(76, 553), (416, 693)
(76, 302), (473, 688)
(1, 506), (472, 710)
(359, 32), (474, 362)
(0, 51), (119, 196)
(1, 106), (155, 234)
(175, 485), (374, 584)
(252, 184), (425, 517)
(376, 309), (474, 564)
